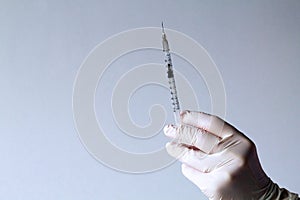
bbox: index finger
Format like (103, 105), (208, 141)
(164, 124), (220, 154)
(180, 110), (233, 139)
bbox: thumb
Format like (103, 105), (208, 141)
(181, 164), (214, 198)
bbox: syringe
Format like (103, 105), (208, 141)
(161, 22), (181, 124)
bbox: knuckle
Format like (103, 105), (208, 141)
(235, 156), (247, 168)
(242, 137), (256, 152)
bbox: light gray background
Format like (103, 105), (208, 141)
(1, 0), (299, 199)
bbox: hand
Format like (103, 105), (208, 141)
(164, 110), (298, 200)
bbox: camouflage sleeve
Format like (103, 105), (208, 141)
(260, 182), (299, 200)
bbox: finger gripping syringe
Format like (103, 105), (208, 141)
(161, 23), (181, 124)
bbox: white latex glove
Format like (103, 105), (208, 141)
(164, 110), (298, 200)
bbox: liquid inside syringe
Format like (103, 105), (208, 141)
(161, 23), (181, 124)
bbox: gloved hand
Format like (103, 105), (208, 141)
(164, 110), (298, 200)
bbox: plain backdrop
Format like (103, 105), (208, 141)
(1, 0), (299, 199)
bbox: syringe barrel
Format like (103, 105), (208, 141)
(168, 76), (180, 111)
(174, 109), (181, 125)
(164, 54), (181, 124)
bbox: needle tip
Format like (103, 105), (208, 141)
(161, 22), (165, 34)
